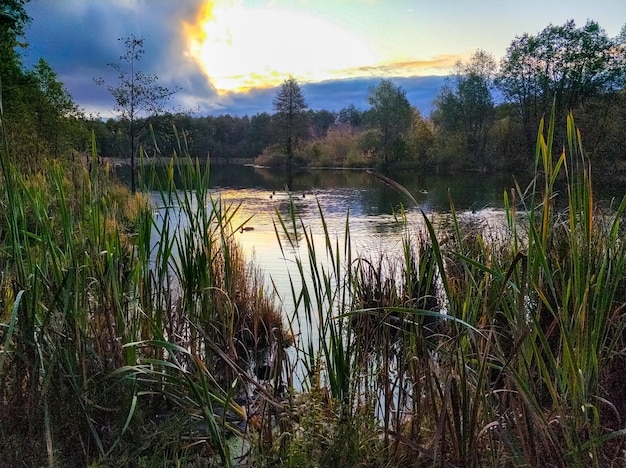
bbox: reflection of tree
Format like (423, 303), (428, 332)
(274, 198), (315, 223)
(139, 164), (276, 190)
(370, 219), (406, 236)
(253, 167), (374, 191)
(205, 166), (524, 215)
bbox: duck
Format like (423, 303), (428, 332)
(240, 226), (255, 233)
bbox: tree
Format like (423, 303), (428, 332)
(496, 20), (623, 149)
(1, 0), (30, 131)
(27, 58), (82, 156)
(272, 76), (308, 169)
(308, 109), (337, 139)
(246, 112), (274, 157)
(407, 109), (435, 168)
(617, 23), (626, 89)
(366, 79), (412, 166)
(337, 104), (363, 130)
(1, 2), (85, 166)
(96, 35), (179, 192)
(0, 0), (30, 80)
(433, 50), (496, 170)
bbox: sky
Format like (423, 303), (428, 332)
(21, 0), (626, 119)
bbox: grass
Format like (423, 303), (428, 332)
(0, 118), (287, 465)
(1, 110), (626, 466)
(268, 112), (626, 467)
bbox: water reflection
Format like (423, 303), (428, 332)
(139, 163), (626, 355)
(139, 167), (492, 317)
(127, 164), (525, 214)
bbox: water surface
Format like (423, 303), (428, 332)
(154, 167), (522, 314)
(142, 164), (625, 318)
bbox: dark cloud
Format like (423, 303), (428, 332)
(301, 76), (445, 115)
(22, 1), (444, 119)
(23, 0), (214, 117)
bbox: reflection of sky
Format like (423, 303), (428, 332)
(204, 187), (489, 305)
(148, 181), (523, 382)
(147, 167), (549, 334)
(210, 187), (525, 306)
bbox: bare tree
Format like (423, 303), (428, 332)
(96, 35), (179, 192)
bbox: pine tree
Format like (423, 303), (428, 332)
(272, 76), (308, 169)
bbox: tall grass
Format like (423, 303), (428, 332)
(269, 112), (626, 466)
(0, 115), (287, 465)
(2, 106), (625, 466)
(0, 128), (148, 464)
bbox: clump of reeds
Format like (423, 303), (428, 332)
(0, 117), (289, 466)
(0, 126), (155, 465)
(267, 112), (626, 467)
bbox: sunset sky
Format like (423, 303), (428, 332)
(22, 0), (626, 117)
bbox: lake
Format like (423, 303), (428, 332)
(142, 165), (521, 317)
(140, 164), (625, 322)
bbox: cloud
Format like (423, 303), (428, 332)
(210, 76), (446, 117)
(24, 0), (213, 117)
(302, 76), (446, 115)
(345, 55), (466, 77)
(22, 1), (446, 118)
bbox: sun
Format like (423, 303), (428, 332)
(184, 1), (377, 93)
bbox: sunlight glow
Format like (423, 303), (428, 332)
(185, 1), (381, 93)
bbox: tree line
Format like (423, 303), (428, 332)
(2, 1), (626, 177)
(87, 18), (626, 176)
(1, 0), (86, 170)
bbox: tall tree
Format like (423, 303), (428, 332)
(27, 58), (81, 156)
(95, 35), (179, 192)
(272, 76), (308, 169)
(0, 0), (30, 81)
(366, 79), (412, 166)
(2, 2), (83, 166)
(1, 0), (30, 125)
(496, 20), (623, 148)
(433, 50), (496, 170)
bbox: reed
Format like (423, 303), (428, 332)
(267, 112), (626, 467)
(2, 105), (626, 466)
(0, 127), (146, 464)
(0, 116), (287, 465)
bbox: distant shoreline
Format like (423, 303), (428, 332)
(100, 156), (254, 167)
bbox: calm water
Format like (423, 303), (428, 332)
(141, 164), (625, 319)
(142, 166), (522, 316)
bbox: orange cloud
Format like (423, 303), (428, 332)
(183, 1), (215, 43)
(343, 55), (466, 78)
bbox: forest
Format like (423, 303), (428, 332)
(92, 21), (626, 176)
